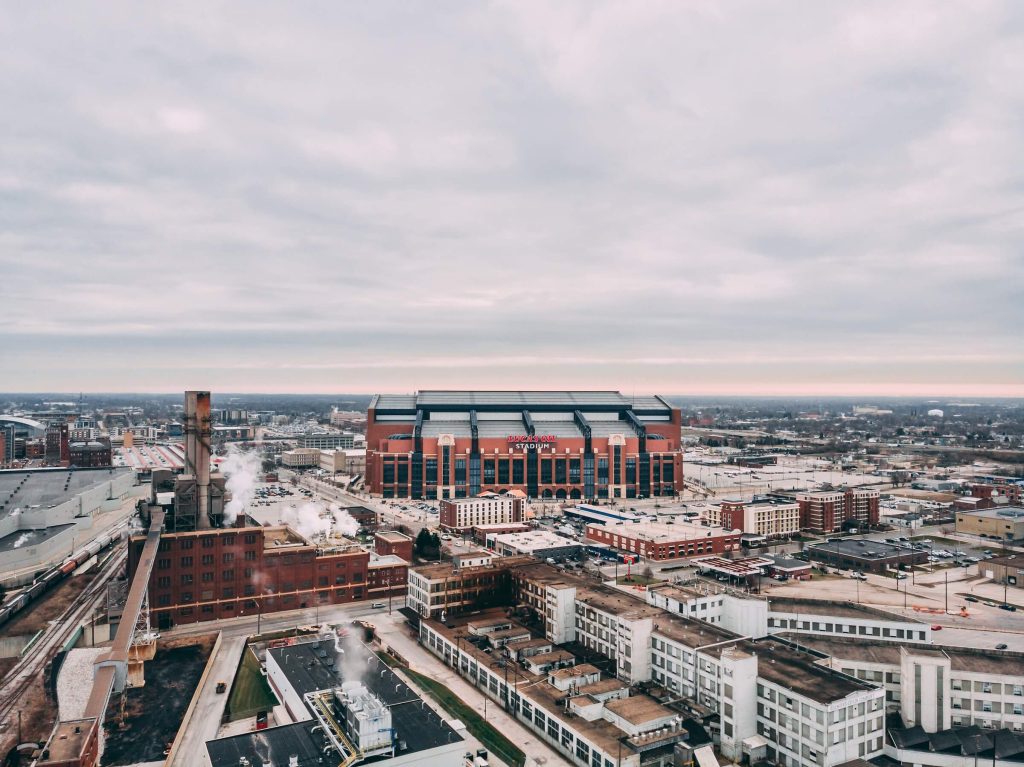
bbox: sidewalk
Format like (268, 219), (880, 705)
(171, 634), (247, 767)
(373, 614), (571, 767)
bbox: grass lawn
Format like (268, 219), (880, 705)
(226, 647), (279, 721)
(615, 574), (661, 586)
(402, 667), (526, 767)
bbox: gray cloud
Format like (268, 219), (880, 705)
(1, 1), (1022, 395)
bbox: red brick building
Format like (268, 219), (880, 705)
(585, 521), (740, 561)
(128, 525), (406, 628)
(796, 488), (880, 533)
(366, 391), (683, 501)
(374, 531), (413, 561)
(69, 439), (112, 468)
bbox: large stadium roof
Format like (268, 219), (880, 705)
(372, 390), (673, 414)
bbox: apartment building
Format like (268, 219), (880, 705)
(708, 497), (801, 539)
(440, 491), (524, 532)
(796, 488), (880, 533)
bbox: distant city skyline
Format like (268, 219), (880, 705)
(2, 3), (1022, 396)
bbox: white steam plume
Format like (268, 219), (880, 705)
(280, 501), (360, 541)
(12, 532), (32, 549)
(221, 445), (262, 525)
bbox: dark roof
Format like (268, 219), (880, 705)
(266, 639), (463, 755)
(207, 722), (328, 767)
(888, 725), (928, 749)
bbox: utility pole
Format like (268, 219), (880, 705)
(945, 571), (949, 614)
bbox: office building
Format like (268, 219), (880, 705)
(299, 432), (358, 450)
(281, 447), (321, 468)
(365, 391), (682, 500)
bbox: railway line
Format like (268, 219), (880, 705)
(0, 542), (127, 738)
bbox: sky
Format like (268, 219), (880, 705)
(1, 2), (1022, 397)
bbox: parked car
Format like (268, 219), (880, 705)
(965, 596), (979, 603)
(1001, 604), (1018, 612)
(997, 644), (1009, 650)
(931, 625), (943, 631)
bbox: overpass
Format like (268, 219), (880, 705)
(38, 510), (164, 767)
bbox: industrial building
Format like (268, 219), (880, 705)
(365, 391), (683, 500)
(584, 520), (741, 561)
(163, 391), (227, 531)
(127, 524), (407, 629)
(320, 448), (367, 475)
(207, 636), (465, 767)
(485, 529), (581, 560)
(979, 554), (1024, 588)
(0, 467), (136, 580)
(68, 439), (112, 468)
(805, 539), (928, 574)
(439, 491), (524, 532)
(956, 506), (1024, 541)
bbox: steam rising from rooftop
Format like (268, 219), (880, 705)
(281, 501), (359, 542)
(221, 445), (262, 525)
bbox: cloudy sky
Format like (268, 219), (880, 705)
(2, 2), (1022, 396)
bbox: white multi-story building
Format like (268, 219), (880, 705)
(793, 637), (1024, 734)
(646, 585), (931, 645)
(440, 491), (524, 532)
(706, 497), (801, 539)
(281, 447), (320, 468)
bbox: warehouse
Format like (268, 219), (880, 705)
(365, 391), (682, 500)
(585, 520), (741, 561)
(806, 539), (927, 574)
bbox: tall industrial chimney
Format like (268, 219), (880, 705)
(184, 390), (212, 528)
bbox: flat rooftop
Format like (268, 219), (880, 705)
(652, 614), (739, 648)
(784, 636), (1024, 676)
(376, 531), (411, 543)
(589, 521), (733, 541)
(769, 598), (923, 624)
(492, 530), (579, 550)
(0, 467), (132, 522)
(701, 638), (877, 705)
(266, 638), (463, 755)
(576, 584), (665, 620)
(207, 721), (329, 767)
(605, 695), (675, 725)
(808, 539), (921, 560)
(957, 506), (1024, 520)
(0, 523), (74, 552)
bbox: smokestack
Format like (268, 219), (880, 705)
(184, 390), (212, 528)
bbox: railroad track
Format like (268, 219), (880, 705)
(0, 543), (127, 733)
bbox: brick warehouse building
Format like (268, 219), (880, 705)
(585, 521), (741, 561)
(127, 525), (407, 628)
(366, 391), (683, 500)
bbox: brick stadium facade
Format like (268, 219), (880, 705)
(127, 525), (407, 628)
(366, 391), (683, 500)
